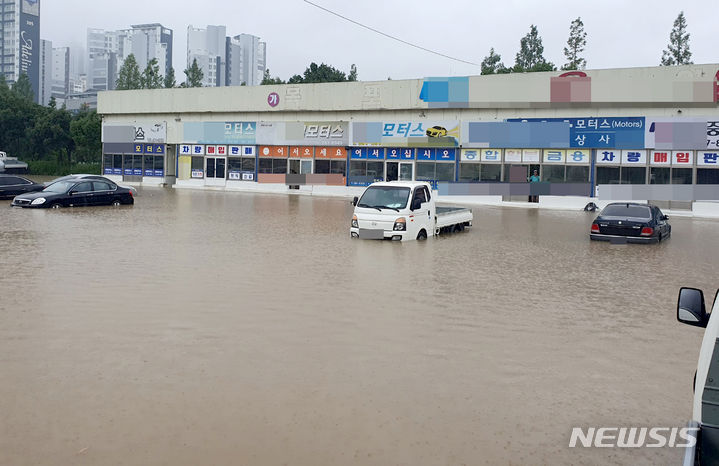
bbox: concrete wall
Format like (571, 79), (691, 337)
(98, 64), (719, 116)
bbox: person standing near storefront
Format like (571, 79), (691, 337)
(528, 169), (540, 202)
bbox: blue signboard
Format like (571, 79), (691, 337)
(144, 168), (154, 176)
(416, 148), (434, 161)
(367, 148), (384, 159)
(133, 144), (144, 154)
(507, 117), (646, 149)
(350, 148), (366, 159)
(104, 168), (113, 175)
(113, 168), (122, 175)
(435, 148), (456, 161)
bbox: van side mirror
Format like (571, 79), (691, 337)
(678, 287), (707, 328)
(411, 198), (422, 210)
(351, 196), (358, 206)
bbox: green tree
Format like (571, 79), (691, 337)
(48, 96), (57, 109)
(11, 73), (34, 102)
(28, 106), (74, 163)
(562, 18), (587, 71)
(481, 48), (508, 75)
(116, 54), (142, 90)
(70, 109), (102, 163)
(261, 68), (285, 85)
(348, 64), (358, 81)
(164, 67), (176, 88)
(140, 58), (163, 89)
(288, 74), (304, 84)
(513, 25), (556, 72)
(661, 11), (692, 65)
(184, 58), (204, 87)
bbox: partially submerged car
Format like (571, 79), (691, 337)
(0, 174), (44, 199)
(44, 174), (138, 196)
(590, 202), (670, 243)
(12, 178), (133, 208)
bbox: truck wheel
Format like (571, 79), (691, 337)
(417, 230), (427, 240)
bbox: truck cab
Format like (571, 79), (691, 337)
(349, 181), (472, 241)
(677, 287), (719, 465)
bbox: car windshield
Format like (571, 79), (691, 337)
(601, 204), (651, 219)
(43, 180), (74, 193)
(358, 186), (410, 210)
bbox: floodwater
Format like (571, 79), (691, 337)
(1, 186), (718, 466)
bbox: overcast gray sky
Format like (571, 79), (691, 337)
(44, 0), (716, 81)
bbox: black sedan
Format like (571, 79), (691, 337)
(590, 202), (671, 243)
(11, 179), (134, 208)
(0, 174), (44, 199)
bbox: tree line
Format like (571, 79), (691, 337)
(480, 12), (693, 75)
(0, 75), (101, 175)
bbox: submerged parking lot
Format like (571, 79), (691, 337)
(1, 187), (718, 465)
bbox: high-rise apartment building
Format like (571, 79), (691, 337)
(38, 38), (51, 105)
(187, 25), (226, 87)
(0, 0), (41, 103)
(187, 25), (265, 87)
(86, 23), (172, 91)
(51, 46), (69, 102)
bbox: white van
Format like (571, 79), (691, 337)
(350, 181), (473, 241)
(677, 287), (719, 465)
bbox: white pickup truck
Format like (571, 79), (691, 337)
(349, 181), (473, 241)
(677, 287), (719, 465)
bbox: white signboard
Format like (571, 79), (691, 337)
(565, 149), (590, 164)
(709, 121), (719, 150)
(620, 150), (647, 165)
(697, 151), (719, 166)
(596, 149), (620, 165)
(672, 150), (694, 166)
(543, 149), (565, 164)
(650, 150), (671, 165)
(522, 149), (540, 163)
(191, 145), (205, 156)
(191, 169), (204, 178)
(460, 149), (479, 162)
(505, 149), (522, 163)
(481, 149), (501, 163)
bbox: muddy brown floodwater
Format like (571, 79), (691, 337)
(1, 186), (718, 465)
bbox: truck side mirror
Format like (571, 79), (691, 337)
(678, 287), (707, 328)
(351, 196), (358, 206)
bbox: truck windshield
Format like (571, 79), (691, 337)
(358, 186), (410, 210)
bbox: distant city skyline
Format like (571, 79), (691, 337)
(42, 0), (717, 83)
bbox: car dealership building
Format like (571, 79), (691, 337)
(97, 63), (719, 214)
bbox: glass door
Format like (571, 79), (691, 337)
(386, 162), (399, 181)
(300, 160), (313, 174)
(205, 157), (227, 186)
(288, 159), (300, 174)
(399, 162), (413, 181)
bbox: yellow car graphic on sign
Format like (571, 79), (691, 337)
(426, 126), (448, 137)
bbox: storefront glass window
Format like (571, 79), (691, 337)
(596, 167), (620, 184)
(480, 164), (501, 181)
(620, 167), (646, 184)
(459, 163), (480, 182)
(671, 168), (692, 184)
(697, 168), (719, 184)
(566, 166), (589, 183)
(650, 167), (670, 184)
(542, 166), (565, 182)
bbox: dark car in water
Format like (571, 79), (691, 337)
(590, 202), (670, 243)
(44, 174), (138, 196)
(0, 174), (45, 199)
(11, 179), (134, 208)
